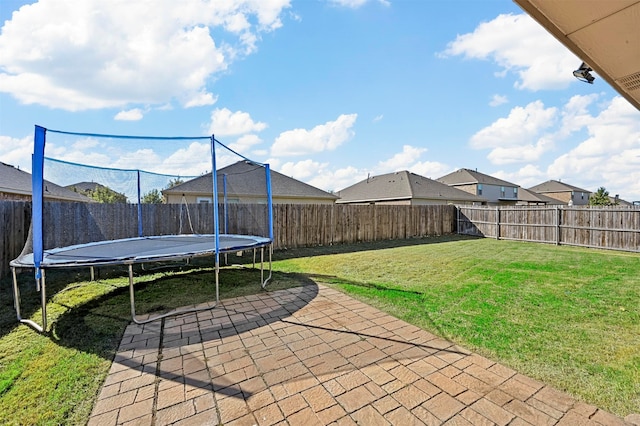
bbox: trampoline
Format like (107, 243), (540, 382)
(10, 234), (273, 332)
(11, 125), (275, 333)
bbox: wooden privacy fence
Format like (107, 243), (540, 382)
(457, 205), (640, 252)
(0, 201), (31, 280)
(0, 201), (456, 279)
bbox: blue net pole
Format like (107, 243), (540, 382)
(136, 170), (143, 237)
(223, 174), (228, 234)
(32, 126), (46, 280)
(210, 136), (220, 264)
(265, 164), (274, 241)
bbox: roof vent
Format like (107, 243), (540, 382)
(619, 71), (640, 91)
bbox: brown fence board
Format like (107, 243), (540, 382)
(458, 205), (640, 252)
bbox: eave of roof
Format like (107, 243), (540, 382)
(513, 0), (640, 111)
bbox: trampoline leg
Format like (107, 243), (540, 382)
(261, 245), (273, 289)
(11, 267), (46, 333)
(128, 264), (138, 323)
(128, 262), (220, 325)
(41, 270), (47, 331)
(215, 258), (220, 303)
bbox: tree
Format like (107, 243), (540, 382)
(166, 178), (184, 189)
(142, 188), (164, 204)
(589, 187), (614, 206)
(90, 185), (127, 203)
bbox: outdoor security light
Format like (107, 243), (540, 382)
(573, 62), (595, 84)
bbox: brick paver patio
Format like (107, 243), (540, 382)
(88, 284), (637, 425)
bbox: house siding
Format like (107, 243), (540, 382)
(0, 192), (31, 201)
(452, 184), (478, 196)
(543, 191), (590, 205)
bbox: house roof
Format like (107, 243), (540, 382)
(437, 168), (519, 187)
(608, 195), (635, 207)
(514, 0), (640, 111)
(163, 161), (338, 201)
(528, 179), (591, 194)
(66, 182), (105, 193)
(0, 161), (92, 202)
(517, 188), (564, 204)
(336, 170), (486, 204)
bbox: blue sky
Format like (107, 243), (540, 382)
(1, 0), (639, 201)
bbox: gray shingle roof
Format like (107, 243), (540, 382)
(0, 162), (92, 202)
(336, 171), (486, 203)
(528, 180), (591, 194)
(163, 161), (338, 200)
(517, 188), (564, 204)
(66, 182), (105, 193)
(437, 168), (519, 187)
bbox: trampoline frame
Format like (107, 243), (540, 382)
(10, 234), (273, 332)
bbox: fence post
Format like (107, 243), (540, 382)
(495, 206), (500, 240)
(555, 205), (560, 245)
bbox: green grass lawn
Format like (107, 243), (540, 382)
(0, 236), (638, 424)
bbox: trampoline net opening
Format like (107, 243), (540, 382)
(17, 127), (273, 267)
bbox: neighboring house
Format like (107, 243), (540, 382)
(335, 170), (486, 205)
(437, 168), (519, 205)
(0, 161), (92, 202)
(163, 160), (338, 205)
(516, 188), (564, 206)
(66, 181), (127, 203)
(67, 181), (105, 195)
(528, 180), (591, 206)
(608, 195), (635, 207)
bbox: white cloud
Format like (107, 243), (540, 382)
(0, 134), (32, 171)
(279, 159), (327, 181)
(278, 159), (360, 192)
(328, 0), (390, 8)
(114, 108), (144, 121)
(0, 0), (291, 111)
(557, 94), (599, 137)
(546, 97), (640, 200)
(208, 108), (267, 136)
(271, 113), (357, 156)
(154, 142), (212, 176)
(375, 145), (426, 172)
(373, 145), (450, 179)
(229, 134), (263, 153)
(184, 92), (218, 108)
(489, 94), (508, 107)
(442, 13), (579, 91)
(493, 164), (545, 189)
(471, 100), (558, 164)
